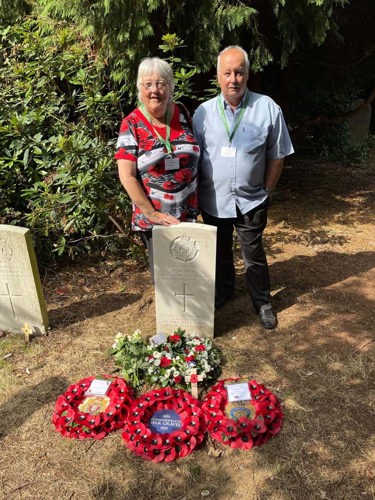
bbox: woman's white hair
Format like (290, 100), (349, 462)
(137, 57), (174, 100)
(217, 46), (250, 75)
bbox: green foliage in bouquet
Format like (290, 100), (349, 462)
(111, 328), (221, 391)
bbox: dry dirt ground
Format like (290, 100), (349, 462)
(0, 155), (374, 500)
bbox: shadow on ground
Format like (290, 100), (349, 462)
(48, 292), (142, 328)
(0, 376), (68, 440)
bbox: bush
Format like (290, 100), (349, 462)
(0, 17), (133, 261)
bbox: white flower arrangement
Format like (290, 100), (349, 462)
(111, 328), (221, 390)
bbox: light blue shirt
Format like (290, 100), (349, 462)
(192, 91), (294, 217)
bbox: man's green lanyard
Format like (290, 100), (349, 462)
(140, 104), (173, 154)
(218, 89), (250, 145)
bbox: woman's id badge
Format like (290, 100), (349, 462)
(165, 155), (180, 170)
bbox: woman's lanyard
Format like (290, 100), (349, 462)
(217, 89), (250, 146)
(140, 104), (173, 155)
(140, 103), (179, 170)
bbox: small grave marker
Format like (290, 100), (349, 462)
(21, 323), (33, 343)
(184, 368), (204, 398)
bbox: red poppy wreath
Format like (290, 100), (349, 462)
(202, 378), (283, 450)
(122, 387), (206, 462)
(52, 375), (133, 440)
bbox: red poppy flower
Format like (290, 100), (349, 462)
(202, 378), (283, 450)
(174, 375), (183, 384)
(52, 376), (133, 440)
(185, 355), (195, 363)
(122, 388), (205, 462)
(230, 434), (254, 450)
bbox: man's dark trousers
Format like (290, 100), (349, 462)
(202, 197), (271, 312)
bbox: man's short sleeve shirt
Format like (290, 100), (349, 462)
(192, 91), (294, 218)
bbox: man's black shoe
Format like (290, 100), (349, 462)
(259, 304), (276, 329)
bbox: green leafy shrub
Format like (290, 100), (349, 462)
(0, 17), (133, 260)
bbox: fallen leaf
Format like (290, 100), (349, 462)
(207, 446), (223, 457)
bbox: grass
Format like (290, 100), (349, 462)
(1, 155), (375, 499)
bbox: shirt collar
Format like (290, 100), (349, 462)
(221, 91), (247, 110)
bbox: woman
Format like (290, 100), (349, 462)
(115, 57), (199, 277)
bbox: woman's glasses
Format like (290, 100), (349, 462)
(141, 81), (167, 90)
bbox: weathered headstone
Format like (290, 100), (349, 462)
(347, 99), (372, 145)
(0, 225), (48, 334)
(153, 222), (216, 339)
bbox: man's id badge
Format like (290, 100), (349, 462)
(220, 146), (236, 158)
(165, 155), (180, 170)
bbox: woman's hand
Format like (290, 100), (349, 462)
(147, 210), (180, 226)
(118, 159), (180, 226)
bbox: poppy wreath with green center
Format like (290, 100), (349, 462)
(52, 375), (133, 440)
(122, 387), (206, 462)
(202, 378), (283, 450)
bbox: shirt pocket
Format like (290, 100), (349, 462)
(238, 124), (269, 154)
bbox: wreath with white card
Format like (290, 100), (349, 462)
(52, 375), (133, 439)
(202, 378), (283, 449)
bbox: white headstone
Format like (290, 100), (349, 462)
(0, 225), (49, 334)
(153, 222), (216, 339)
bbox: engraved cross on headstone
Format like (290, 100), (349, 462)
(0, 283), (22, 318)
(175, 283), (195, 312)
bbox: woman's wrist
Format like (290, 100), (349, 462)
(145, 208), (157, 218)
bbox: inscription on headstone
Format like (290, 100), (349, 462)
(0, 225), (49, 334)
(153, 222), (217, 339)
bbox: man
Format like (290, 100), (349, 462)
(193, 46), (294, 329)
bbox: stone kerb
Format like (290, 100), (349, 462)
(0, 225), (49, 334)
(153, 222), (217, 339)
